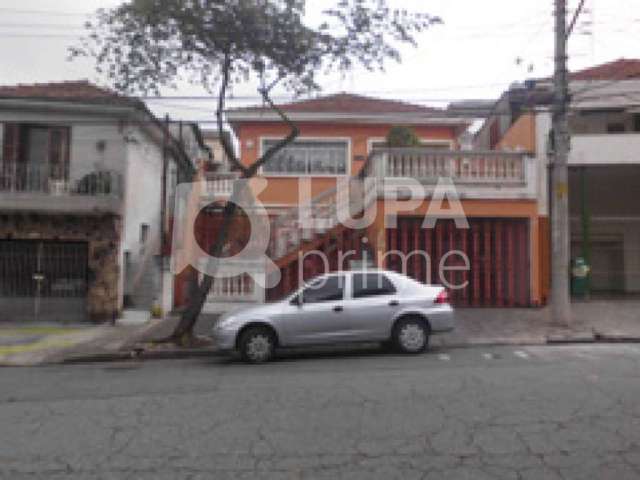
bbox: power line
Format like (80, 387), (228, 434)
(0, 107), (555, 127)
(0, 8), (92, 16)
(142, 84), (512, 100)
(0, 23), (86, 29)
(0, 29), (556, 40)
(0, 33), (82, 39)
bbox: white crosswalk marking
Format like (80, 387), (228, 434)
(437, 354), (450, 361)
(482, 353), (494, 360)
(513, 350), (530, 359)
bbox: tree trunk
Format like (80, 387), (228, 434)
(167, 67), (299, 345)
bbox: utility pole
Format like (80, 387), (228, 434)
(551, 0), (571, 326)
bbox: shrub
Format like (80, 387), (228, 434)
(386, 126), (421, 147)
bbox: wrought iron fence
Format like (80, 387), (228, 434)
(0, 240), (88, 298)
(0, 163), (122, 196)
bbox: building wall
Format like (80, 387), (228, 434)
(534, 112), (552, 217)
(121, 129), (166, 309)
(202, 132), (232, 169)
(497, 112), (536, 152)
(569, 111), (640, 134)
(69, 124), (127, 182)
(234, 122), (458, 207)
(474, 95), (514, 150)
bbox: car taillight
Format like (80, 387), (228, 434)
(434, 289), (449, 304)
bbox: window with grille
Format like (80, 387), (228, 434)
(261, 139), (348, 175)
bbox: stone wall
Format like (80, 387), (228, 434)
(0, 214), (121, 322)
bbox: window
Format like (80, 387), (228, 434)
(1, 123), (70, 180)
(140, 224), (150, 244)
(352, 273), (396, 299)
(301, 275), (345, 303)
(23, 125), (69, 177)
(262, 140), (348, 175)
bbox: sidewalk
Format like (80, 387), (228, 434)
(3, 300), (640, 366)
(0, 311), (161, 367)
(433, 300), (640, 348)
(71, 300), (640, 364)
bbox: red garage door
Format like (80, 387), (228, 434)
(387, 218), (530, 307)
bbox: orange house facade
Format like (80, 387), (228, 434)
(208, 93), (547, 309)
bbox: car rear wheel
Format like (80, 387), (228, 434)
(393, 317), (429, 354)
(239, 327), (275, 363)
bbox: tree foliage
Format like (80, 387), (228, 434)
(73, 0), (441, 96)
(386, 125), (421, 147)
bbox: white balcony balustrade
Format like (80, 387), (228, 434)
(202, 270), (267, 313)
(364, 148), (537, 200)
(202, 172), (240, 200)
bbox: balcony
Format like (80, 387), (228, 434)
(570, 133), (640, 165)
(201, 171), (240, 202)
(364, 148), (537, 199)
(0, 164), (123, 214)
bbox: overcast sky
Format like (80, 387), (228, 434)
(1, 0), (638, 123)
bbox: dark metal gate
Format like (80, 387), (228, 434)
(0, 240), (88, 322)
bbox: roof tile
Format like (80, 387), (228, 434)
(0, 80), (136, 106)
(231, 92), (440, 114)
(570, 58), (640, 81)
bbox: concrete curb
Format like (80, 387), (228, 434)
(545, 335), (596, 344)
(49, 334), (640, 365)
(593, 333), (640, 344)
(62, 348), (219, 364)
(546, 333), (640, 344)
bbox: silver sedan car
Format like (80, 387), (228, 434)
(212, 270), (454, 363)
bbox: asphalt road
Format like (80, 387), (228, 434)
(2, 344), (640, 479)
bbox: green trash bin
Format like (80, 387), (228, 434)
(571, 257), (591, 298)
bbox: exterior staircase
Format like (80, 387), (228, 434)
(199, 170), (376, 312)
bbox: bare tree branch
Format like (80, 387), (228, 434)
(216, 52), (247, 175)
(247, 86), (300, 177)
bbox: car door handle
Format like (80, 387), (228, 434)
(388, 300), (399, 307)
(333, 305), (343, 312)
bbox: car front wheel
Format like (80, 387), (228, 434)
(393, 318), (429, 354)
(239, 327), (275, 363)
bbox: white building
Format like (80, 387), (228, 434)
(0, 81), (200, 322)
(477, 59), (640, 297)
